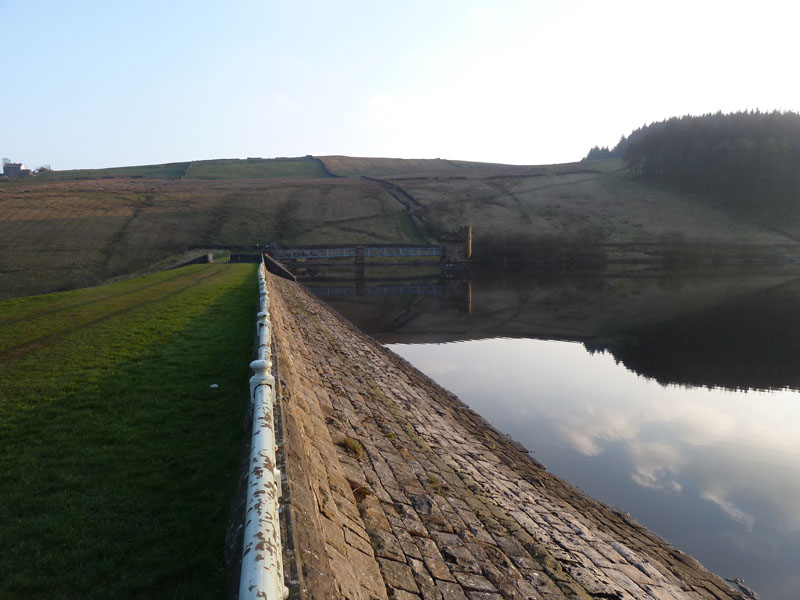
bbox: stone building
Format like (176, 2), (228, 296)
(442, 225), (472, 263)
(2, 162), (32, 177)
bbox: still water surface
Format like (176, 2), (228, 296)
(309, 270), (800, 599)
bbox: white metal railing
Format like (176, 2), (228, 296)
(271, 245), (443, 259)
(239, 261), (288, 600)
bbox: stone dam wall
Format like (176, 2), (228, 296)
(265, 272), (745, 600)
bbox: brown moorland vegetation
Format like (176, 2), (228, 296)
(318, 156), (800, 262)
(1, 156), (798, 300)
(0, 174), (426, 298)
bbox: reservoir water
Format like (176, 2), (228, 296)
(309, 269), (800, 600)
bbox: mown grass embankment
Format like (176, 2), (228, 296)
(0, 262), (256, 599)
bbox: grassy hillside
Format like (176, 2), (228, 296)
(393, 161), (797, 255)
(0, 262), (256, 598)
(184, 156), (332, 179)
(2, 155), (799, 299)
(318, 154), (570, 178)
(33, 156), (331, 182)
(36, 162), (191, 181)
(0, 175), (428, 298)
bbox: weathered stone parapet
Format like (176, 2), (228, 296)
(267, 272), (745, 600)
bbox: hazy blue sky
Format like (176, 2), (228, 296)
(2, 0), (798, 170)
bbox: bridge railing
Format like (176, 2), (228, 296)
(362, 246), (441, 257)
(239, 260), (288, 600)
(271, 245), (442, 260)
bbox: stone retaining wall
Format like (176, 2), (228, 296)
(268, 273), (745, 600)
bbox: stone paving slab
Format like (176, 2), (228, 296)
(268, 274), (745, 600)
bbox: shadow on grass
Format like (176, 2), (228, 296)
(0, 265), (256, 599)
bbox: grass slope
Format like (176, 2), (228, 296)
(318, 155), (554, 178)
(36, 162), (191, 181)
(389, 160), (799, 259)
(0, 262), (256, 599)
(2, 156), (799, 299)
(0, 176), (427, 299)
(34, 156), (331, 182)
(184, 156), (331, 180)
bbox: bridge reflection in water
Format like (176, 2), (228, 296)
(307, 278), (472, 315)
(305, 284), (443, 297)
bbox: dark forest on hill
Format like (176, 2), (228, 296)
(590, 111), (800, 231)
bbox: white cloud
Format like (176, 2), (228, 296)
(628, 441), (684, 493)
(390, 337), (800, 530)
(701, 489), (755, 531)
(415, 359), (462, 377)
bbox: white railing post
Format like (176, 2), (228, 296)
(260, 288), (270, 310)
(249, 357), (274, 402)
(256, 311), (272, 356)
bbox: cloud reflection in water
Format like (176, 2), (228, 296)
(389, 337), (800, 542)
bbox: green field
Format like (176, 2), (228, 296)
(36, 162), (191, 181)
(33, 156), (332, 182)
(184, 156), (332, 179)
(0, 262), (256, 598)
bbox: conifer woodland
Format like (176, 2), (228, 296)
(589, 111), (800, 233)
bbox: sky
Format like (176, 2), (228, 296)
(2, 0), (800, 170)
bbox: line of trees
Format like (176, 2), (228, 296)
(596, 111), (800, 228)
(582, 141), (625, 160)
